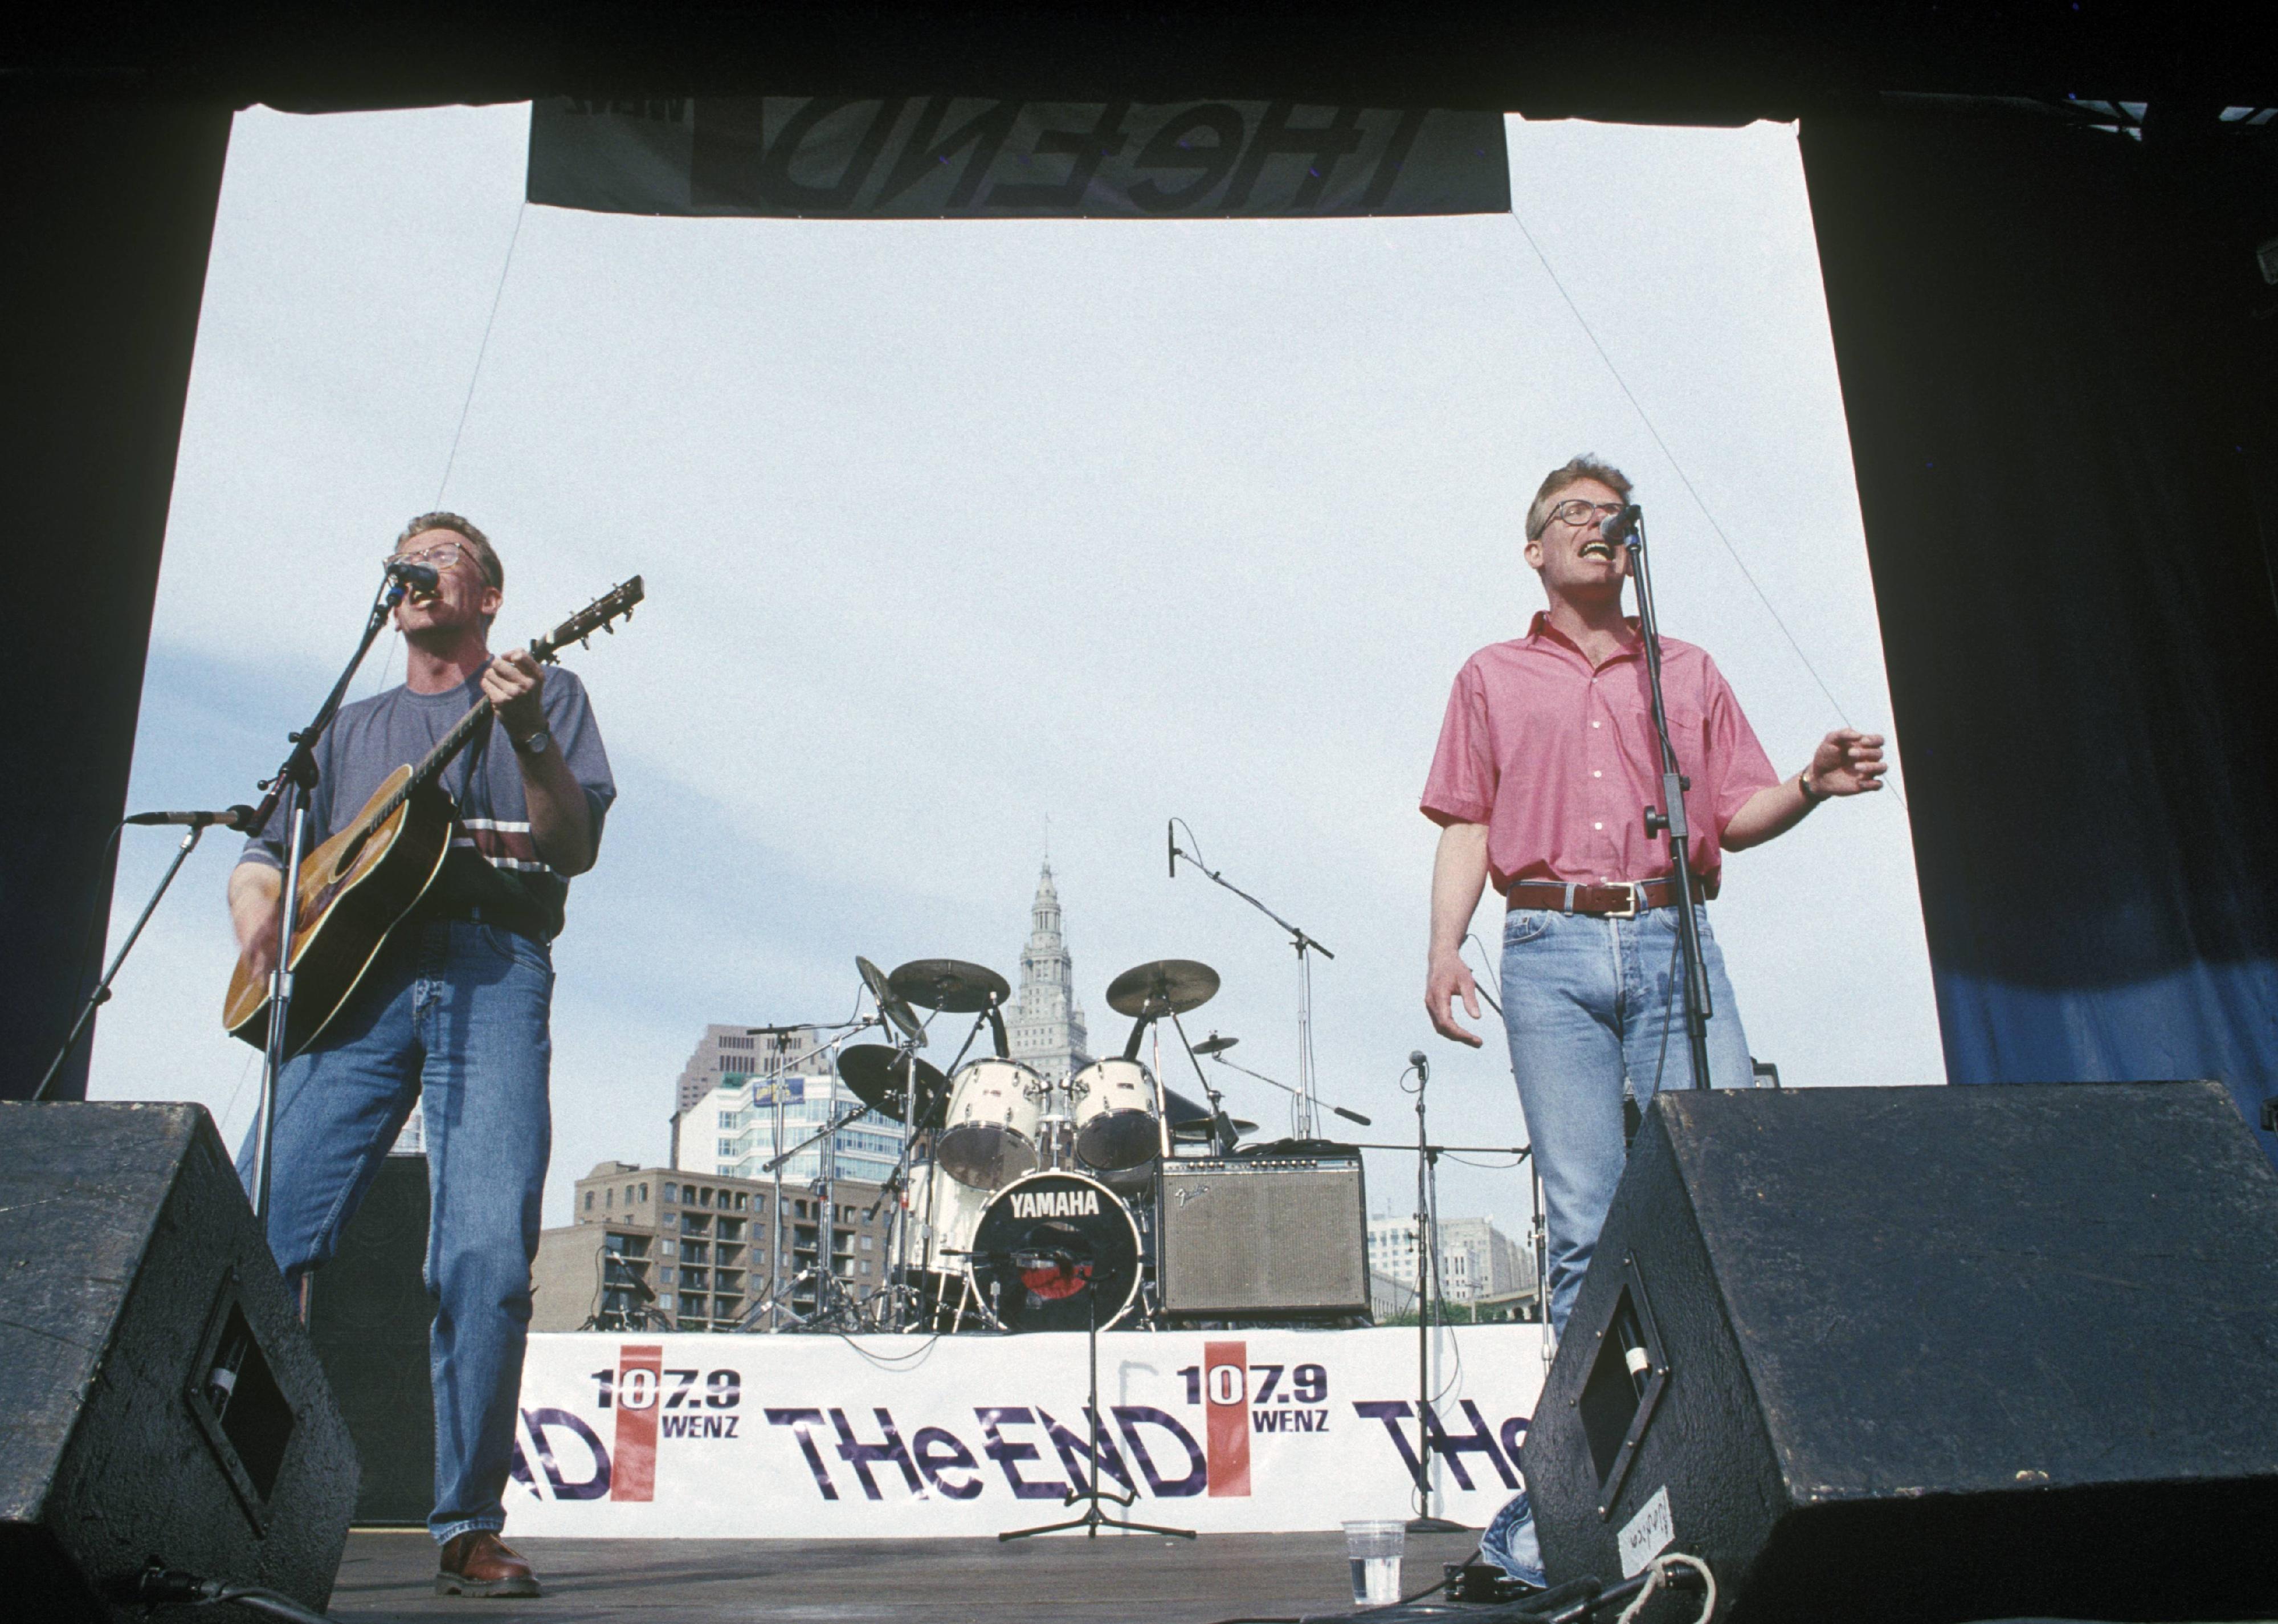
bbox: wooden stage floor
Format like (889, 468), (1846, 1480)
(329, 1527), (1489, 1623)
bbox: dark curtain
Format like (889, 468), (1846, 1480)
(1801, 111), (2278, 1164)
(0, 101), (232, 1098)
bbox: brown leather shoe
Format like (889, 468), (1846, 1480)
(435, 1530), (541, 1598)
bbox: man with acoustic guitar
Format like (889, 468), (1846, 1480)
(228, 513), (616, 1598)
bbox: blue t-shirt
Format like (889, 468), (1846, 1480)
(238, 667), (617, 940)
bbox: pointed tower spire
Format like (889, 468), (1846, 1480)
(1008, 854), (1090, 1082)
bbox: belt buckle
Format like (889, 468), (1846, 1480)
(1607, 882), (1640, 919)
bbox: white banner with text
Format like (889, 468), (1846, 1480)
(508, 1325), (1546, 1537)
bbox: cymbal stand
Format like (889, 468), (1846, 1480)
(1168, 820), (1334, 1137)
(999, 1282), (1194, 1544)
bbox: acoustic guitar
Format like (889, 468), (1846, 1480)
(223, 577), (643, 1058)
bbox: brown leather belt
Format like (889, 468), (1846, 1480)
(1507, 875), (1715, 917)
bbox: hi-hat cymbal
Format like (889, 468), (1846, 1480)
(858, 955), (923, 1039)
(1105, 959), (1220, 1018)
(889, 958), (1011, 1014)
(1192, 1031), (1239, 1056)
(838, 1044), (949, 1124)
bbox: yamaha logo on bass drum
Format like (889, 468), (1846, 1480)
(1007, 1186), (1101, 1220)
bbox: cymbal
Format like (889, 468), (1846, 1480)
(889, 958), (1011, 1014)
(1191, 1031), (1239, 1056)
(858, 955), (922, 1039)
(838, 1044), (949, 1123)
(1105, 959), (1219, 1019)
(1171, 1115), (1258, 1143)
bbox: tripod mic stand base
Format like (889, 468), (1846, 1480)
(998, 1506), (1195, 1543)
(1405, 1515), (1469, 1533)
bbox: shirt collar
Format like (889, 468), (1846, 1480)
(1525, 610), (1644, 668)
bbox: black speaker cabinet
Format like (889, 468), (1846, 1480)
(305, 1151), (435, 1525)
(1158, 1154), (1369, 1319)
(0, 1102), (358, 1622)
(1518, 1082), (2278, 1624)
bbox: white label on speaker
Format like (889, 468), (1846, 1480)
(1618, 1485), (1675, 1578)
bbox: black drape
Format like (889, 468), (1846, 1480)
(1801, 111), (2278, 1162)
(0, 101), (232, 1097)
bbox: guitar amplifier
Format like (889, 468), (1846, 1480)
(1157, 1154), (1368, 1320)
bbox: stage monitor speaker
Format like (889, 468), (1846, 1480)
(305, 1150), (434, 1526)
(1157, 1154), (1368, 1319)
(0, 1102), (358, 1623)
(1518, 1082), (2278, 1624)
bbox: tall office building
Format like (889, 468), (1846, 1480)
(1006, 859), (1091, 1082)
(677, 1072), (904, 1188)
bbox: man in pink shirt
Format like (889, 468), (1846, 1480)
(1423, 455), (1885, 1339)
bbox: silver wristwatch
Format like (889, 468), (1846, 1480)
(513, 726), (553, 758)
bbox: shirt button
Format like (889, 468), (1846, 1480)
(1592, 770), (1602, 778)
(1593, 821), (1603, 831)
(1591, 720), (1602, 729)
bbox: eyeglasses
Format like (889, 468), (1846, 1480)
(1548, 499), (1626, 528)
(388, 542), (467, 572)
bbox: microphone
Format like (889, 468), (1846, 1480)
(386, 560), (440, 590)
(1333, 1104), (1373, 1127)
(1410, 1049), (1430, 1082)
(1602, 504), (1642, 548)
(1167, 819), (1177, 879)
(125, 805), (259, 831)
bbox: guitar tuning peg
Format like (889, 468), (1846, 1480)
(604, 622), (615, 634)
(581, 634), (591, 649)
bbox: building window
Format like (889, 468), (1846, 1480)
(700, 1187), (713, 1208)
(859, 1235), (873, 1251)
(663, 1184), (677, 1205)
(583, 1190), (594, 1210)
(639, 1182), (648, 1201)
(734, 1193), (747, 1210)
(606, 1188), (614, 1207)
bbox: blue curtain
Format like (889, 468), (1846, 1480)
(1801, 109), (2278, 1166)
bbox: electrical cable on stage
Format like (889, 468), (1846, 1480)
(124, 1560), (336, 1624)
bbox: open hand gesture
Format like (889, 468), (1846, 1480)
(1807, 728), (1887, 797)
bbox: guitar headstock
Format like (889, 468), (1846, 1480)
(530, 577), (644, 664)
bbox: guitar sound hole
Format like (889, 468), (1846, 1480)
(334, 829), (371, 877)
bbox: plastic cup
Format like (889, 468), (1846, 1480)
(1342, 1519), (1406, 1606)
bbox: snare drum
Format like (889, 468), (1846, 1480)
(1069, 1057), (1164, 1178)
(935, 1058), (1044, 1189)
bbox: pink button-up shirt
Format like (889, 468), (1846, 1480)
(1421, 613), (1779, 893)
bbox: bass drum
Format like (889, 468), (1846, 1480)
(967, 1170), (1141, 1332)
(935, 1058), (1045, 1189)
(1069, 1058), (1163, 1188)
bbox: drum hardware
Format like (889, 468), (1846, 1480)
(1166, 818), (1335, 1139)
(995, 1177), (1194, 1544)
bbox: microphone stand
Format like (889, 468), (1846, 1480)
(1405, 1057), (1465, 1533)
(247, 572), (408, 1223)
(1200, 1047), (1374, 1132)
(33, 824), (211, 1101)
(1169, 823), (1334, 1136)
(1622, 512), (1714, 1093)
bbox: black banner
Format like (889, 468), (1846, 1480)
(528, 97), (1510, 219)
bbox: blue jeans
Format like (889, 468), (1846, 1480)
(1501, 903), (1754, 1337)
(238, 918), (553, 1543)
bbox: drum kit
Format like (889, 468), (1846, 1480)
(754, 952), (1258, 1335)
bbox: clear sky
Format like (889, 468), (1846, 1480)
(91, 103), (1943, 1233)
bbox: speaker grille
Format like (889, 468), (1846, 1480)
(1158, 1157), (1367, 1317)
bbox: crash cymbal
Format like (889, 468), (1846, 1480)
(1191, 1031), (1239, 1056)
(1162, 1086), (1211, 1128)
(1105, 958), (1220, 1019)
(889, 958), (1012, 1014)
(837, 1044), (949, 1124)
(858, 955), (922, 1039)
